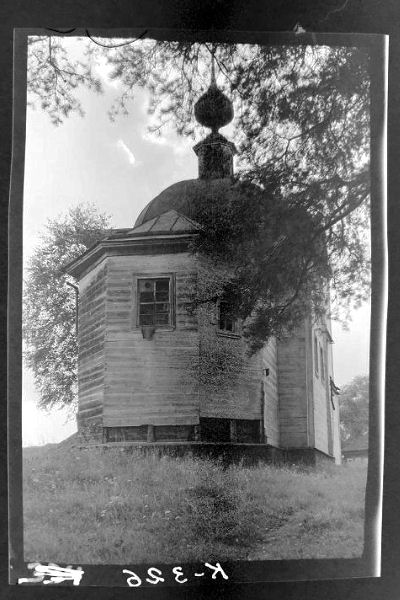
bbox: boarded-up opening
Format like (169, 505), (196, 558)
(105, 425), (147, 442)
(200, 418), (230, 442)
(104, 425), (195, 442)
(105, 421), (260, 444)
(155, 425), (194, 441)
(200, 418), (260, 443)
(236, 419), (260, 443)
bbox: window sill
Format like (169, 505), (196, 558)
(217, 330), (241, 340)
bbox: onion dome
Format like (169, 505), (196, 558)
(192, 66), (236, 179)
(194, 82), (234, 133)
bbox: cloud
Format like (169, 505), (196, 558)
(141, 129), (192, 157)
(116, 139), (137, 166)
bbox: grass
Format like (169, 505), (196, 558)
(23, 443), (367, 564)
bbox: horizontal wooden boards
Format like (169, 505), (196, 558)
(277, 328), (309, 447)
(77, 264), (107, 425)
(279, 432), (309, 447)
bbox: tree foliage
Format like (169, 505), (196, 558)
(189, 44), (369, 351)
(339, 375), (369, 443)
(27, 36), (102, 125)
(23, 205), (110, 410)
(188, 179), (333, 353)
(190, 305), (245, 393)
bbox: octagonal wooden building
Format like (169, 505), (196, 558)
(66, 80), (341, 464)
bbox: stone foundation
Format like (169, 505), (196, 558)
(76, 419), (104, 445)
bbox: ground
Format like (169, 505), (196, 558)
(23, 441), (367, 564)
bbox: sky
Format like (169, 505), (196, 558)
(21, 37), (371, 446)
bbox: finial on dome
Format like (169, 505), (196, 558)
(192, 47), (237, 179)
(210, 45), (216, 87)
(194, 48), (234, 133)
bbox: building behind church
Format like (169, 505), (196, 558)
(66, 71), (341, 464)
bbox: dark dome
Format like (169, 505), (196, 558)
(135, 178), (243, 227)
(194, 83), (234, 132)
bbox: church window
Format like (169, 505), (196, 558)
(218, 300), (238, 333)
(320, 344), (325, 381)
(138, 277), (172, 326)
(314, 334), (319, 377)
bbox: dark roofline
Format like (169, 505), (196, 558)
(106, 227), (134, 239)
(64, 233), (197, 279)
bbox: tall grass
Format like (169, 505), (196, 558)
(23, 445), (367, 564)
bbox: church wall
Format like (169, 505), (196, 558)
(277, 323), (309, 448)
(102, 253), (200, 428)
(198, 340), (263, 421)
(261, 339), (280, 447)
(311, 321), (335, 457)
(328, 339), (342, 463)
(100, 252), (264, 431)
(331, 403), (342, 462)
(75, 248), (339, 453)
(77, 262), (108, 428)
(196, 305), (263, 424)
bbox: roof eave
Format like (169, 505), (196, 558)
(64, 232), (197, 279)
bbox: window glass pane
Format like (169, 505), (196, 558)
(156, 279), (169, 292)
(219, 301), (236, 332)
(155, 313), (169, 325)
(138, 278), (171, 327)
(222, 319), (233, 331)
(155, 290), (169, 301)
(139, 304), (155, 315)
(155, 302), (170, 313)
(139, 314), (154, 325)
(140, 292), (154, 302)
(155, 279), (169, 301)
(139, 280), (154, 293)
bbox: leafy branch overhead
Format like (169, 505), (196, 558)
(27, 36), (103, 125)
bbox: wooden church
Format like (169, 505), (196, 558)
(66, 73), (342, 464)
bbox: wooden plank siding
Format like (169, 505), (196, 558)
(199, 373), (262, 420)
(103, 254), (199, 427)
(100, 253), (265, 429)
(277, 322), (309, 448)
(310, 318), (338, 458)
(76, 250), (335, 452)
(77, 264), (108, 425)
(262, 339), (280, 447)
(196, 305), (263, 422)
(328, 336), (342, 462)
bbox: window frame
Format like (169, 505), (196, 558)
(319, 343), (325, 382)
(314, 334), (319, 377)
(134, 273), (176, 329)
(217, 299), (240, 337)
